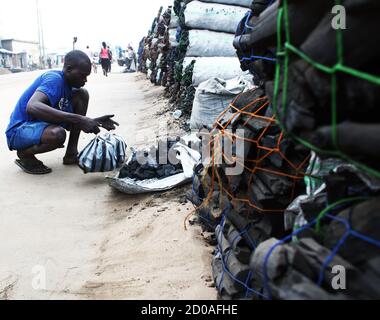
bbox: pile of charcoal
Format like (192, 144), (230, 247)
(119, 137), (183, 180)
(189, 0), (380, 300)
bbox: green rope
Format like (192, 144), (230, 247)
(272, 0), (380, 179)
(315, 196), (370, 233)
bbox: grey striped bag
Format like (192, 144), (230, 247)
(78, 133), (127, 173)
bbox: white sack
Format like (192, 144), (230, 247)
(184, 1), (249, 33)
(169, 13), (180, 28)
(169, 28), (179, 47)
(186, 30), (236, 57)
(190, 73), (255, 129)
(184, 56), (244, 86)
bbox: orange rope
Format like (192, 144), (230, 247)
(191, 93), (310, 221)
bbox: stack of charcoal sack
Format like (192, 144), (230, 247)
(137, 6), (175, 85)
(138, 0), (252, 116)
(166, 0), (251, 114)
(189, 0), (380, 300)
(188, 87), (310, 299)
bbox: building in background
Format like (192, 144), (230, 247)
(0, 38), (40, 70)
(46, 52), (66, 67)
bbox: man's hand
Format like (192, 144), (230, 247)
(94, 114), (119, 131)
(78, 116), (101, 134)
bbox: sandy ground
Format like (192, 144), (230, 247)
(0, 67), (216, 300)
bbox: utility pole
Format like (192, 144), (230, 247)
(36, 0), (43, 68)
(36, 0), (46, 68)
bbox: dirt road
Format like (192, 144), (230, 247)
(0, 68), (216, 299)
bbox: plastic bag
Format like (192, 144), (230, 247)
(78, 133), (127, 173)
(190, 73), (255, 129)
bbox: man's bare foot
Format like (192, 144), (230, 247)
(63, 154), (79, 165)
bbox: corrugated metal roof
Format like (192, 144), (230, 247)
(0, 48), (14, 54)
(1, 39), (39, 45)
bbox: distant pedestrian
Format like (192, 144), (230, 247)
(107, 46), (113, 73)
(85, 45), (97, 74)
(125, 45), (136, 72)
(100, 42), (111, 77)
(84, 45), (92, 60)
(47, 57), (52, 69)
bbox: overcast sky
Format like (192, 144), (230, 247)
(0, 0), (172, 53)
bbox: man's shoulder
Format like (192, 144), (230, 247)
(36, 70), (67, 101)
(41, 70), (64, 82)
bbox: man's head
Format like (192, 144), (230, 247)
(63, 50), (91, 88)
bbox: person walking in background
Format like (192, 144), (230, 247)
(107, 46), (113, 73)
(125, 45), (137, 72)
(84, 45), (97, 74)
(100, 42), (110, 77)
(47, 57), (52, 69)
(84, 46), (92, 61)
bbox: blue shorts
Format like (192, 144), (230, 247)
(7, 121), (51, 151)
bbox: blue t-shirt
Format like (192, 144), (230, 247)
(5, 70), (73, 139)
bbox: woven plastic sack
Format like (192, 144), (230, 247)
(78, 133), (127, 173)
(183, 57), (244, 86)
(186, 30), (236, 57)
(169, 13), (180, 28)
(169, 28), (179, 47)
(184, 1), (250, 33)
(190, 73), (255, 129)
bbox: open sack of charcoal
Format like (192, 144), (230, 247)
(107, 134), (201, 194)
(78, 133), (126, 174)
(187, 88), (311, 299)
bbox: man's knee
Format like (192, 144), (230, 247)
(72, 88), (89, 116)
(42, 126), (66, 146)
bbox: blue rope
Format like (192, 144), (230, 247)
(317, 230), (350, 286)
(263, 220), (317, 299)
(215, 214), (268, 299)
(244, 270), (254, 299)
(240, 55), (277, 63)
(244, 10), (254, 31)
(350, 230), (380, 248)
(317, 212), (380, 286)
(236, 8), (277, 63)
(263, 199), (380, 299)
(238, 227), (258, 250)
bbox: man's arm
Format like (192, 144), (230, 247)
(26, 91), (102, 134)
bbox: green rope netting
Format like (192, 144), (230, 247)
(272, 0), (380, 179)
